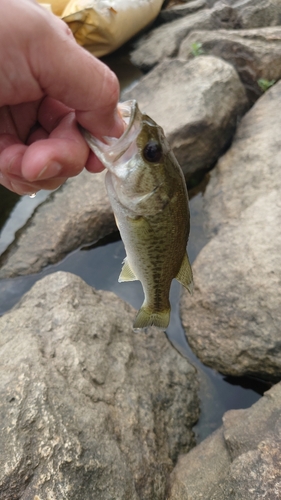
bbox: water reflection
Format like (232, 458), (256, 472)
(0, 189), (51, 255)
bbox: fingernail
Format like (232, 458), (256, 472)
(7, 154), (22, 176)
(35, 161), (62, 180)
(114, 109), (126, 138)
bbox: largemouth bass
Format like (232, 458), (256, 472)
(82, 100), (193, 330)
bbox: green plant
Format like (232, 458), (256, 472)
(191, 42), (205, 57)
(257, 78), (276, 92)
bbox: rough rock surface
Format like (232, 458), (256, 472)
(0, 170), (114, 279)
(130, 2), (235, 71)
(180, 82), (281, 380)
(131, 0), (281, 71)
(0, 271), (199, 500)
(167, 382), (281, 499)
(179, 27), (281, 103)
(229, 0), (281, 29)
(123, 56), (248, 179)
(203, 80), (281, 235)
(181, 190), (281, 380)
(160, 0), (208, 22)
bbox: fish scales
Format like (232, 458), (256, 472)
(81, 100), (193, 330)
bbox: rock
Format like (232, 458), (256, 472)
(167, 382), (281, 499)
(179, 27), (281, 104)
(0, 170), (115, 279)
(160, 0), (208, 22)
(180, 83), (281, 380)
(181, 190), (281, 380)
(229, 0), (281, 29)
(131, 0), (281, 71)
(0, 271), (199, 500)
(167, 428), (230, 498)
(130, 3), (236, 71)
(123, 56), (248, 179)
(203, 81), (281, 236)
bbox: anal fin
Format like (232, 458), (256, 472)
(176, 253), (194, 294)
(118, 257), (138, 283)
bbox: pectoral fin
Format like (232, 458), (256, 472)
(118, 257), (138, 283)
(176, 253), (194, 294)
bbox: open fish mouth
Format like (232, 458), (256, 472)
(117, 100), (137, 129)
(81, 100), (142, 167)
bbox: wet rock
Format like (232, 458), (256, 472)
(204, 81), (281, 235)
(167, 382), (281, 499)
(130, 3), (236, 71)
(0, 170), (115, 279)
(123, 56), (248, 179)
(181, 190), (281, 380)
(179, 27), (281, 104)
(0, 271), (199, 500)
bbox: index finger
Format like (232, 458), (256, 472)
(31, 11), (124, 139)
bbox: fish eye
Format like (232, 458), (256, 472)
(143, 140), (162, 163)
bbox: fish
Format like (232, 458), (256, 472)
(81, 100), (193, 330)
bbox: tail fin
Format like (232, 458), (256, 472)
(133, 305), (170, 331)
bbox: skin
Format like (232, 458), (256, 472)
(0, 0), (124, 195)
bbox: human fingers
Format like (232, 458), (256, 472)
(35, 96), (105, 174)
(28, 9), (124, 139)
(0, 139), (68, 194)
(0, 98), (87, 187)
(0, 173), (67, 195)
(21, 115), (87, 182)
(0, 1), (123, 139)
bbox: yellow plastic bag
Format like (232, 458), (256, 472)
(40, 0), (69, 15)
(61, 0), (164, 57)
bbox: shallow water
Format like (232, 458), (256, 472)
(0, 49), (271, 444)
(0, 185), (271, 443)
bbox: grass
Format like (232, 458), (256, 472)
(257, 78), (276, 92)
(191, 42), (205, 57)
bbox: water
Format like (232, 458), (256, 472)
(0, 188), (50, 255)
(0, 185), (271, 443)
(0, 48), (271, 444)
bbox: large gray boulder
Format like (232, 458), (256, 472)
(160, 0), (208, 22)
(124, 55), (248, 180)
(0, 170), (114, 279)
(180, 82), (281, 380)
(204, 81), (281, 235)
(130, 2), (235, 71)
(167, 382), (281, 499)
(0, 271), (199, 500)
(181, 190), (281, 380)
(131, 0), (281, 71)
(229, 0), (281, 29)
(179, 27), (281, 103)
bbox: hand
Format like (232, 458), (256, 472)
(0, 0), (123, 195)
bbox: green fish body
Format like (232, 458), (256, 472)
(82, 100), (193, 330)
